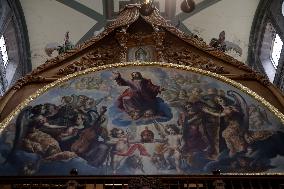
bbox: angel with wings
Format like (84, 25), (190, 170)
(248, 104), (271, 130)
(153, 120), (183, 173)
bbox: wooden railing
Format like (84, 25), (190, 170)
(0, 175), (284, 189)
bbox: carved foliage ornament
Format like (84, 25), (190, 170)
(152, 30), (166, 61)
(12, 74), (47, 90)
(57, 46), (118, 76)
(128, 176), (164, 189)
(239, 73), (270, 86)
(163, 46), (229, 74)
(116, 29), (130, 62)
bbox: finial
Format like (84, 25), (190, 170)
(140, 0), (154, 16)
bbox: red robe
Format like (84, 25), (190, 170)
(115, 76), (161, 112)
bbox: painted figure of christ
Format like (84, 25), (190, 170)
(113, 71), (163, 120)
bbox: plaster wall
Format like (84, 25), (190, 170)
(184, 0), (260, 63)
(20, 0), (97, 68)
(19, 0), (259, 68)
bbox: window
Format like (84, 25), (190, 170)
(248, 0), (284, 91)
(258, 22), (278, 82)
(270, 34), (283, 68)
(0, 35), (9, 68)
(282, 1), (284, 16)
(0, 0), (31, 95)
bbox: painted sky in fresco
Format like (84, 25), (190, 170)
(0, 66), (283, 176)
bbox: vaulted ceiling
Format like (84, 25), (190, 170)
(19, 0), (260, 68)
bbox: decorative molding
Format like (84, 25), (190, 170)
(57, 43), (119, 76)
(163, 44), (229, 74)
(153, 30), (166, 61)
(128, 176), (163, 189)
(12, 74), (56, 90)
(115, 28), (130, 62)
(128, 32), (151, 45)
(57, 40), (230, 77)
(239, 73), (270, 86)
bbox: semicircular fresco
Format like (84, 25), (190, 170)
(0, 63), (284, 176)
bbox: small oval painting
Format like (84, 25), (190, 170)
(0, 64), (283, 176)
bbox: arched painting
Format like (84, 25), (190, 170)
(0, 62), (284, 176)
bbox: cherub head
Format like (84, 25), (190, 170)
(43, 103), (58, 116)
(165, 124), (180, 135)
(72, 113), (85, 126)
(131, 72), (143, 80)
(140, 127), (154, 143)
(192, 87), (202, 95)
(179, 89), (187, 99)
(85, 98), (95, 109)
(61, 96), (73, 105)
(143, 109), (155, 118)
(129, 110), (142, 120)
(30, 104), (46, 116)
(184, 102), (198, 115)
(207, 87), (217, 95)
(214, 96), (227, 106)
(77, 95), (88, 106)
(34, 115), (47, 125)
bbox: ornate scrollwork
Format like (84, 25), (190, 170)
(163, 46), (229, 74)
(129, 32), (149, 44)
(116, 29), (130, 62)
(108, 4), (140, 30)
(208, 50), (253, 72)
(153, 30), (166, 61)
(239, 72), (270, 86)
(57, 46), (117, 76)
(142, 8), (209, 49)
(128, 176), (164, 189)
(12, 74), (48, 90)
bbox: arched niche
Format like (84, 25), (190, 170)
(0, 62), (283, 176)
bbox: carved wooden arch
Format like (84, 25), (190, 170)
(0, 4), (283, 122)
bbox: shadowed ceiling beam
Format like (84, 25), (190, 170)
(76, 20), (107, 44)
(55, 0), (221, 44)
(55, 0), (107, 44)
(56, 0), (105, 20)
(176, 0), (221, 21)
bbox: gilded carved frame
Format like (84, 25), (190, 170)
(1, 61), (283, 131)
